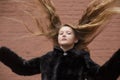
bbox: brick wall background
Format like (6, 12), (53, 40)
(0, 0), (120, 80)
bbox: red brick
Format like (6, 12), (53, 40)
(0, 0), (120, 80)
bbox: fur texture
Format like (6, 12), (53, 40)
(0, 47), (120, 80)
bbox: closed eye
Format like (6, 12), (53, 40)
(67, 31), (72, 35)
(59, 32), (63, 35)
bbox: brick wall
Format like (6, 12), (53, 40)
(0, 0), (120, 80)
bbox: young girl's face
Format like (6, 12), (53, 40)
(58, 26), (78, 48)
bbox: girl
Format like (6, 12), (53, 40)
(0, 0), (120, 80)
(0, 25), (120, 80)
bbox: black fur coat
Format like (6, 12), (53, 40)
(0, 46), (120, 80)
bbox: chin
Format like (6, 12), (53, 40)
(60, 43), (69, 45)
(60, 43), (71, 47)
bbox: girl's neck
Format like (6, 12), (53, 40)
(60, 45), (74, 52)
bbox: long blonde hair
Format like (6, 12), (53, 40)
(39, 0), (120, 50)
(4, 0), (120, 50)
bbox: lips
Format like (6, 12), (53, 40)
(62, 38), (67, 41)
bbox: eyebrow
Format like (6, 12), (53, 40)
(59, 30), (73, 32)
(59, 31), (72, 33)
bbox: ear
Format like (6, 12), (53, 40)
(74, 39), (78, 43)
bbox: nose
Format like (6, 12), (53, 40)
(62, 33), (66, 37)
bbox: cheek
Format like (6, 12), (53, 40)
(58, 35), (61, 40)
(68, 35), (76, 40)
(65, 36), (76, 44)
(58, 35), (62, 43)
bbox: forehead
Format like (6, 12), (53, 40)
(59, 26), (74, 32)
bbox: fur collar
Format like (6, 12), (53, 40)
(53, 46), (88, 56)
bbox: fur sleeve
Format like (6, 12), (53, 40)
(95, 49), (120, 80)
(0, 47), (41, 76)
